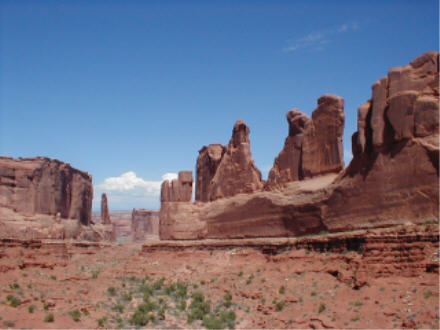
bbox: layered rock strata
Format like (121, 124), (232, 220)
(325, 51), (439, 231)
(267, 95), (345, 187)
(195, 120), (263, 202)
(0, 157), (93, 225)
(159, 51), (439, 240)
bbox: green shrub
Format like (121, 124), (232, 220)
(153, 277), (165, 290)
(275, 300), (285, 311)
(223, 292), (232, 307)
(122, 292), (132, 302)
(424, 290), (433, 299)
(6, 295), (21, 307)
(176, 282), (188, 299)
(130, 304), (156, 326)
(70, 309), (81, 322)
(318, 303), (326, 313)
(112, 303), (124, 313)
(279, 286), (285, 294)
(10, 283), (20, 290)
(50, 275), (57, 280)
(92, 270), (100, 279)
(97, 316), (107, 327)
(28, 305), (36, 313)
(43, 303), (49, 311)
(44, 313), (54, 323)
(107, 286), (116, 296)
(187, 292), (211, 323)
(178, 300), (187, 311)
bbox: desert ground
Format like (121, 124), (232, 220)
(0, 223), (438, 329)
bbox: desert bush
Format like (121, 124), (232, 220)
(275, 300), (285, 311)
(279, 286), (285, 294)
(318, 303), (326, 313)
(44, 313), (54, 322)
(28, 305), (36, 313)
(97, 316), (107, 327)
(6, 295), (21, 307)
(107, 286), (116, 296)
(70, 309), (81, 322)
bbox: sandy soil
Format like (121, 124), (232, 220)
(0, 227), (438, 329)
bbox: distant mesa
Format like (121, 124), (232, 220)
(132, 209), (160, 242)
(159, 51), (439, 240)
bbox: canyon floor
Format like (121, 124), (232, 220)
(0, 223), (438, 329)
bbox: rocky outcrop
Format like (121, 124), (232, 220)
(161, 171), (193, 203)
(267, 95), (345, 187)
(195, 120), (263, 202)
(325, 51), (439, 232)
(100, 193), (111, 224)
(131, 209), (159, 241)
(195, 144), (225, 202)
(0, 157), (93, 225)
(159, 51), (439, 240)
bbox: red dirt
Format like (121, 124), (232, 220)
(0, 224), (438, 329)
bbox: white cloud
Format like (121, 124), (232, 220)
(93, 171), (178, 210)
(284, 22), (359, 52)
(162, 172), (178, 182)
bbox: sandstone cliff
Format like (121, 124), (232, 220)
(324, 51), (439, 231)
(195, 120), (263, 202)
(159, 51), (439, 240)
(0, 157), (93, 225)
(267, 95), (345, 187)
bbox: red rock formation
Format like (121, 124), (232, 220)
(161, 171), (193, 203)
(100, 193), (111, 224)
(268, 95), (345, 187)
(0, 157), (93, 225)
(302, 95), (345, 178)
(195, 144), (225, 202)
(159, 51), (439, 240)
(131, 209), (159, 241)
(325, 51), (439, 232)
(195, 120), (263, 202)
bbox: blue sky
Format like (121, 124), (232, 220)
(1, 1), (438, 210)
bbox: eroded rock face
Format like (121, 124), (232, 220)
(0, 157), (93, 225)
(195, 144), (225, 202)
(326, 51), (439, 231)
(196, 120), (263, 201)
(101, 193), (111, 225)
(267, 109), (311, 186)
(161, 171), (193, 202)
(268, 95), (345, 187)
(159, 52), (439, 240)
(131, 209), (159, 242)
